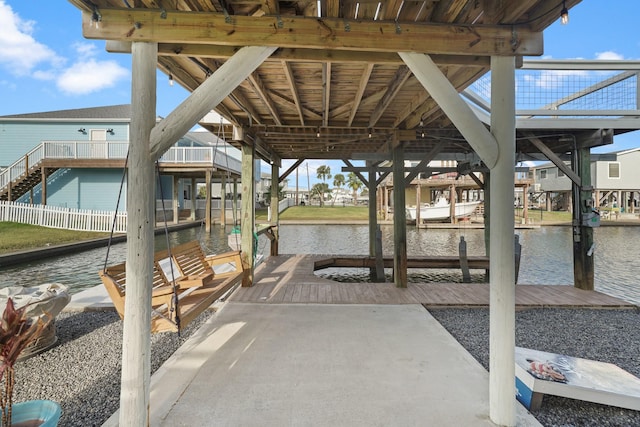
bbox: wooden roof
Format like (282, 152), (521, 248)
(71, 0), (582, 163)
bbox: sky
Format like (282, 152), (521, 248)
(0, 1), (639, 186)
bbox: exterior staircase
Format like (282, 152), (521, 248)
(0, 144), (54, 202)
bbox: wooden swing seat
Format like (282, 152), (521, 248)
(99, 241), (244, 333)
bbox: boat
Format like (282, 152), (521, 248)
(405, 197), (481, 222)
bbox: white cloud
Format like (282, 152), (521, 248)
(57, 59), (128, 95)
(595, 51), (624, 60)
(73, 42), (99, 57)
(0, 1), (60, 75)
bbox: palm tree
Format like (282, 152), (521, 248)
(316, 165), (331, 184)
(331, 173), (346, 206)
(347, 172), (363, 205)
(311, 182), (329, 206)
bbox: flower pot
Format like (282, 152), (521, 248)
(6, 400), (61, 427)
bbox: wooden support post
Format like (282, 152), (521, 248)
(41, 168), (47, 205)
(459, 236), (471, 283)
(415, 180), (421, 226)
(523, 184), (529, 221)
(220, 175), (227, 226)
(383, 185), (389, 220)
(190, 177), (196, 221)
(367, 161), (383, 281)
(241, 142), (255, 286)
(449, 184), (456, 224)
(572, 145), (595, 291)
(205, 170), (212, 232)
(121, 41), (157, 427)
(489, 55), (516, 426)
(392, 142), (408, 288)
(233, 178), (239, 224)
(546, 192), (552, 211)
(271, 162), (280, 225)
(172, 175), (179, 224)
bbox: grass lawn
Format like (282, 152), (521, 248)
(258, 205), (369, 221)
(0, 222), (108, 255)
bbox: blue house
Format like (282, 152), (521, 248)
(0, 105), (241, 218)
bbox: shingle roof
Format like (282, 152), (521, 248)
(0, 104), (132, 120)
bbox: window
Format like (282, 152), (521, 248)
(558, 169), (565, 177)
(608, 162), (620, 179)
(540, 170), (547, 179)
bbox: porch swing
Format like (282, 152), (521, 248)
(98, 156), (245, 333)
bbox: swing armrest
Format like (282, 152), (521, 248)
(152, 285), (175, 298)
(178, 271), (215, 287)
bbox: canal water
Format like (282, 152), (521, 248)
(1, 224), (639, 306)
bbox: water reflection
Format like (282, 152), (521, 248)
(278, 225), (640, 305)
(2, 224), (639, 305)
(0, 225), (232, 291)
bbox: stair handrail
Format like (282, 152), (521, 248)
(0, 144), (45, 193)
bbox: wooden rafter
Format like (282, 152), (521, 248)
(282, 61), (305, 125)
(322, 62), (331, 127)
(84, 9), (543, 56)
(247, 71), (282, 126)
(368, 65), (411, 128)
(347, 63), (374, 126)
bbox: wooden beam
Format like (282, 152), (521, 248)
(399, 52), (499, 169)
(342, 159), (368, 187)
(86, 9), (543, 56)
(322, 62), (331, 127)
(247, 71), (282, 125)
(107, 41), (496, 66)
(369, 65), (411, 127)
(280, 159), (305, 182)
(150, 46), (276, 159)
(282, 61), (304, 125)
(404, 141), (444, 185)
(525, 133), (582, 186)
(348, 63), (374, 126)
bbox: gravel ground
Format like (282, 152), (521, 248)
(13, 309), (213, 426)
(428, 307), (640, 427)
(11, 306), (640, 426)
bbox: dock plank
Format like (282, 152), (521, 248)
(228, 255), (635, 308)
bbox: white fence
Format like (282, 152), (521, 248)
(0, 201), (126, 233)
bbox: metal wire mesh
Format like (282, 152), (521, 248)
(467, 70), (638, 113)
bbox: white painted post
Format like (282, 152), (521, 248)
(205, 170), (212, 232)
(121, 41), (157, 427)
(220, 174), (227, 226)
(173, 175), (179, 224)
(489, 55), (516, 426)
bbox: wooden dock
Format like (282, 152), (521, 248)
(230, 255), (636, 308)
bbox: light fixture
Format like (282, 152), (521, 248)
(421, 130), (425, 138)
(169, 73), (174, 86)
(77, 128), (86, 134)
(368, 128), (372, 138)
(560, 0), (569, 25)
(107, 128), (114, 135)
(316, 127), (321, 138)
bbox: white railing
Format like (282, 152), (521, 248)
(0, 200), (126, 233)
(1, 141), (242, 194)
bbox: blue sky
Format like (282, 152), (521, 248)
(1, 1), (639, 185)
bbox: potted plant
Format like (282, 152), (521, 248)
(0, 298), (61, 426)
